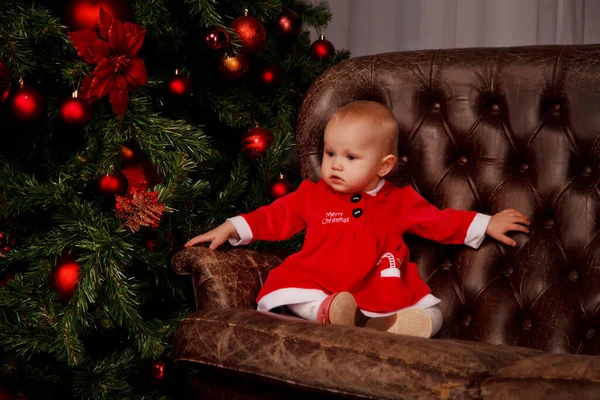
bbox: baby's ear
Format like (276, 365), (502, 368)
(379, 154), (397, 177)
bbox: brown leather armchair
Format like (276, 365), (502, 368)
(172, 45), (600, 399)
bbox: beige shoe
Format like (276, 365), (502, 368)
(365, 308), (434, 337)
(317, 292), (358, 326)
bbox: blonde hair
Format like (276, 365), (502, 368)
(328, 100), (399, 157)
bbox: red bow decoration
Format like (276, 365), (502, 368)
(68, 8), (148, 119)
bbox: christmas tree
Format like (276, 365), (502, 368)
(0, 0), (348, 398)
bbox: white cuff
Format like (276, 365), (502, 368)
(464, 213), (492, 249)
(380, 268), (401, 278)
(227, 216), (253, 246)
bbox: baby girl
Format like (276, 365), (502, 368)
(185, 101), (529, 337)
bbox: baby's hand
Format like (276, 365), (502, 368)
(486, 209), (530, 247)
(184, 221), (239, 250)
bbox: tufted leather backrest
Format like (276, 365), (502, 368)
(296, 45), (600, 355)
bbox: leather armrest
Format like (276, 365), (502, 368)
(174, 308), (545, 399)
(172, 247), (282, 310)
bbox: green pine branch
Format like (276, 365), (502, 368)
(231, 0), (284, 21)
(0, 165), (75, 218)
(70, 349), (136, 399)
(294, 0), (332, 30)
(131, 0), (175, 40)
(196, 158), (249, 230)
(184, 0), (224, 28)
(0, 275), (72, 363)
(124, 95), (217, 169)
(0, 1), (70, 77)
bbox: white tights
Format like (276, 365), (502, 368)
(288, 299), (322, 321)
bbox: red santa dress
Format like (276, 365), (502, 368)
(228, 179), (491, 316)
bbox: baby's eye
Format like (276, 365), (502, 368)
(347, 154), (356, 161)
(326, 151), (334, 157)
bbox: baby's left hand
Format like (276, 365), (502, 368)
(486, 209), (530, 247)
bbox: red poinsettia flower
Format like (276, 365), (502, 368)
(68, 7), (148, 119)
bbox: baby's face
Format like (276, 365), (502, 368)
(321, 117), (388, 193)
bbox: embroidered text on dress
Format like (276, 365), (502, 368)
(322, 211), (350, 224)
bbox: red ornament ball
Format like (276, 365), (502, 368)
(55, 261), (80, 301)
(166, 74), (192, 97)
(59, 97), (91, 128)
(310, 35), (335, 61)
(0, 232), (13, 255)
(230, 15), (266, 53)
(269, 177), (294, 200)
(204, 27), (230, 50)
(121, 159), (160, 193)
(97, 171), (128, 196)
(220, 53), (251, 80)
(0, 59), (10, 105)
(151, 360), (166, 380)
(10, 86), (45, 123)
(63, 0), (130, 31)
(277, 9), (302, 36)
(241, 127), (274, 160)
(259, 64), (280, 86)
(120, 145), (137, 162)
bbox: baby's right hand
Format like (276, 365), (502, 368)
(184, 221), (239, 250)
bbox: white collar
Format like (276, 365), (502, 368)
(365, 179), (385, 196)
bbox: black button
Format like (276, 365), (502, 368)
(587, 329), (595, 339)
(441, 259), (452, 270)
(569, 270), (578, 281)
(352, 208), (363, 218)
(519, 162), (529, 172)
(462, 315), (472, 327)
(351, 194), (361, 203)
(583, 166), (592, 176)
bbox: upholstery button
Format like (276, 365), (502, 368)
(569, 270), (578, 281)
(544, 218), (554, 229)
(352, 208), (363, 218)
(519, 163), (529, 172)
(457, 156), (468, 165)
(491, 104), (500, 112)
(350, 194), (361, 203)
(553, 104), (561, 112)
(582, 166), (591, 176)
(398, 155), (408, 165)
(587, 329), (595, 339)
(433, 102), (440, 109)
(506, 267), (514, 276)
(523, 319), (532, 330)
(441, 259), (452, 270)
(463, 315), (472, 327)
